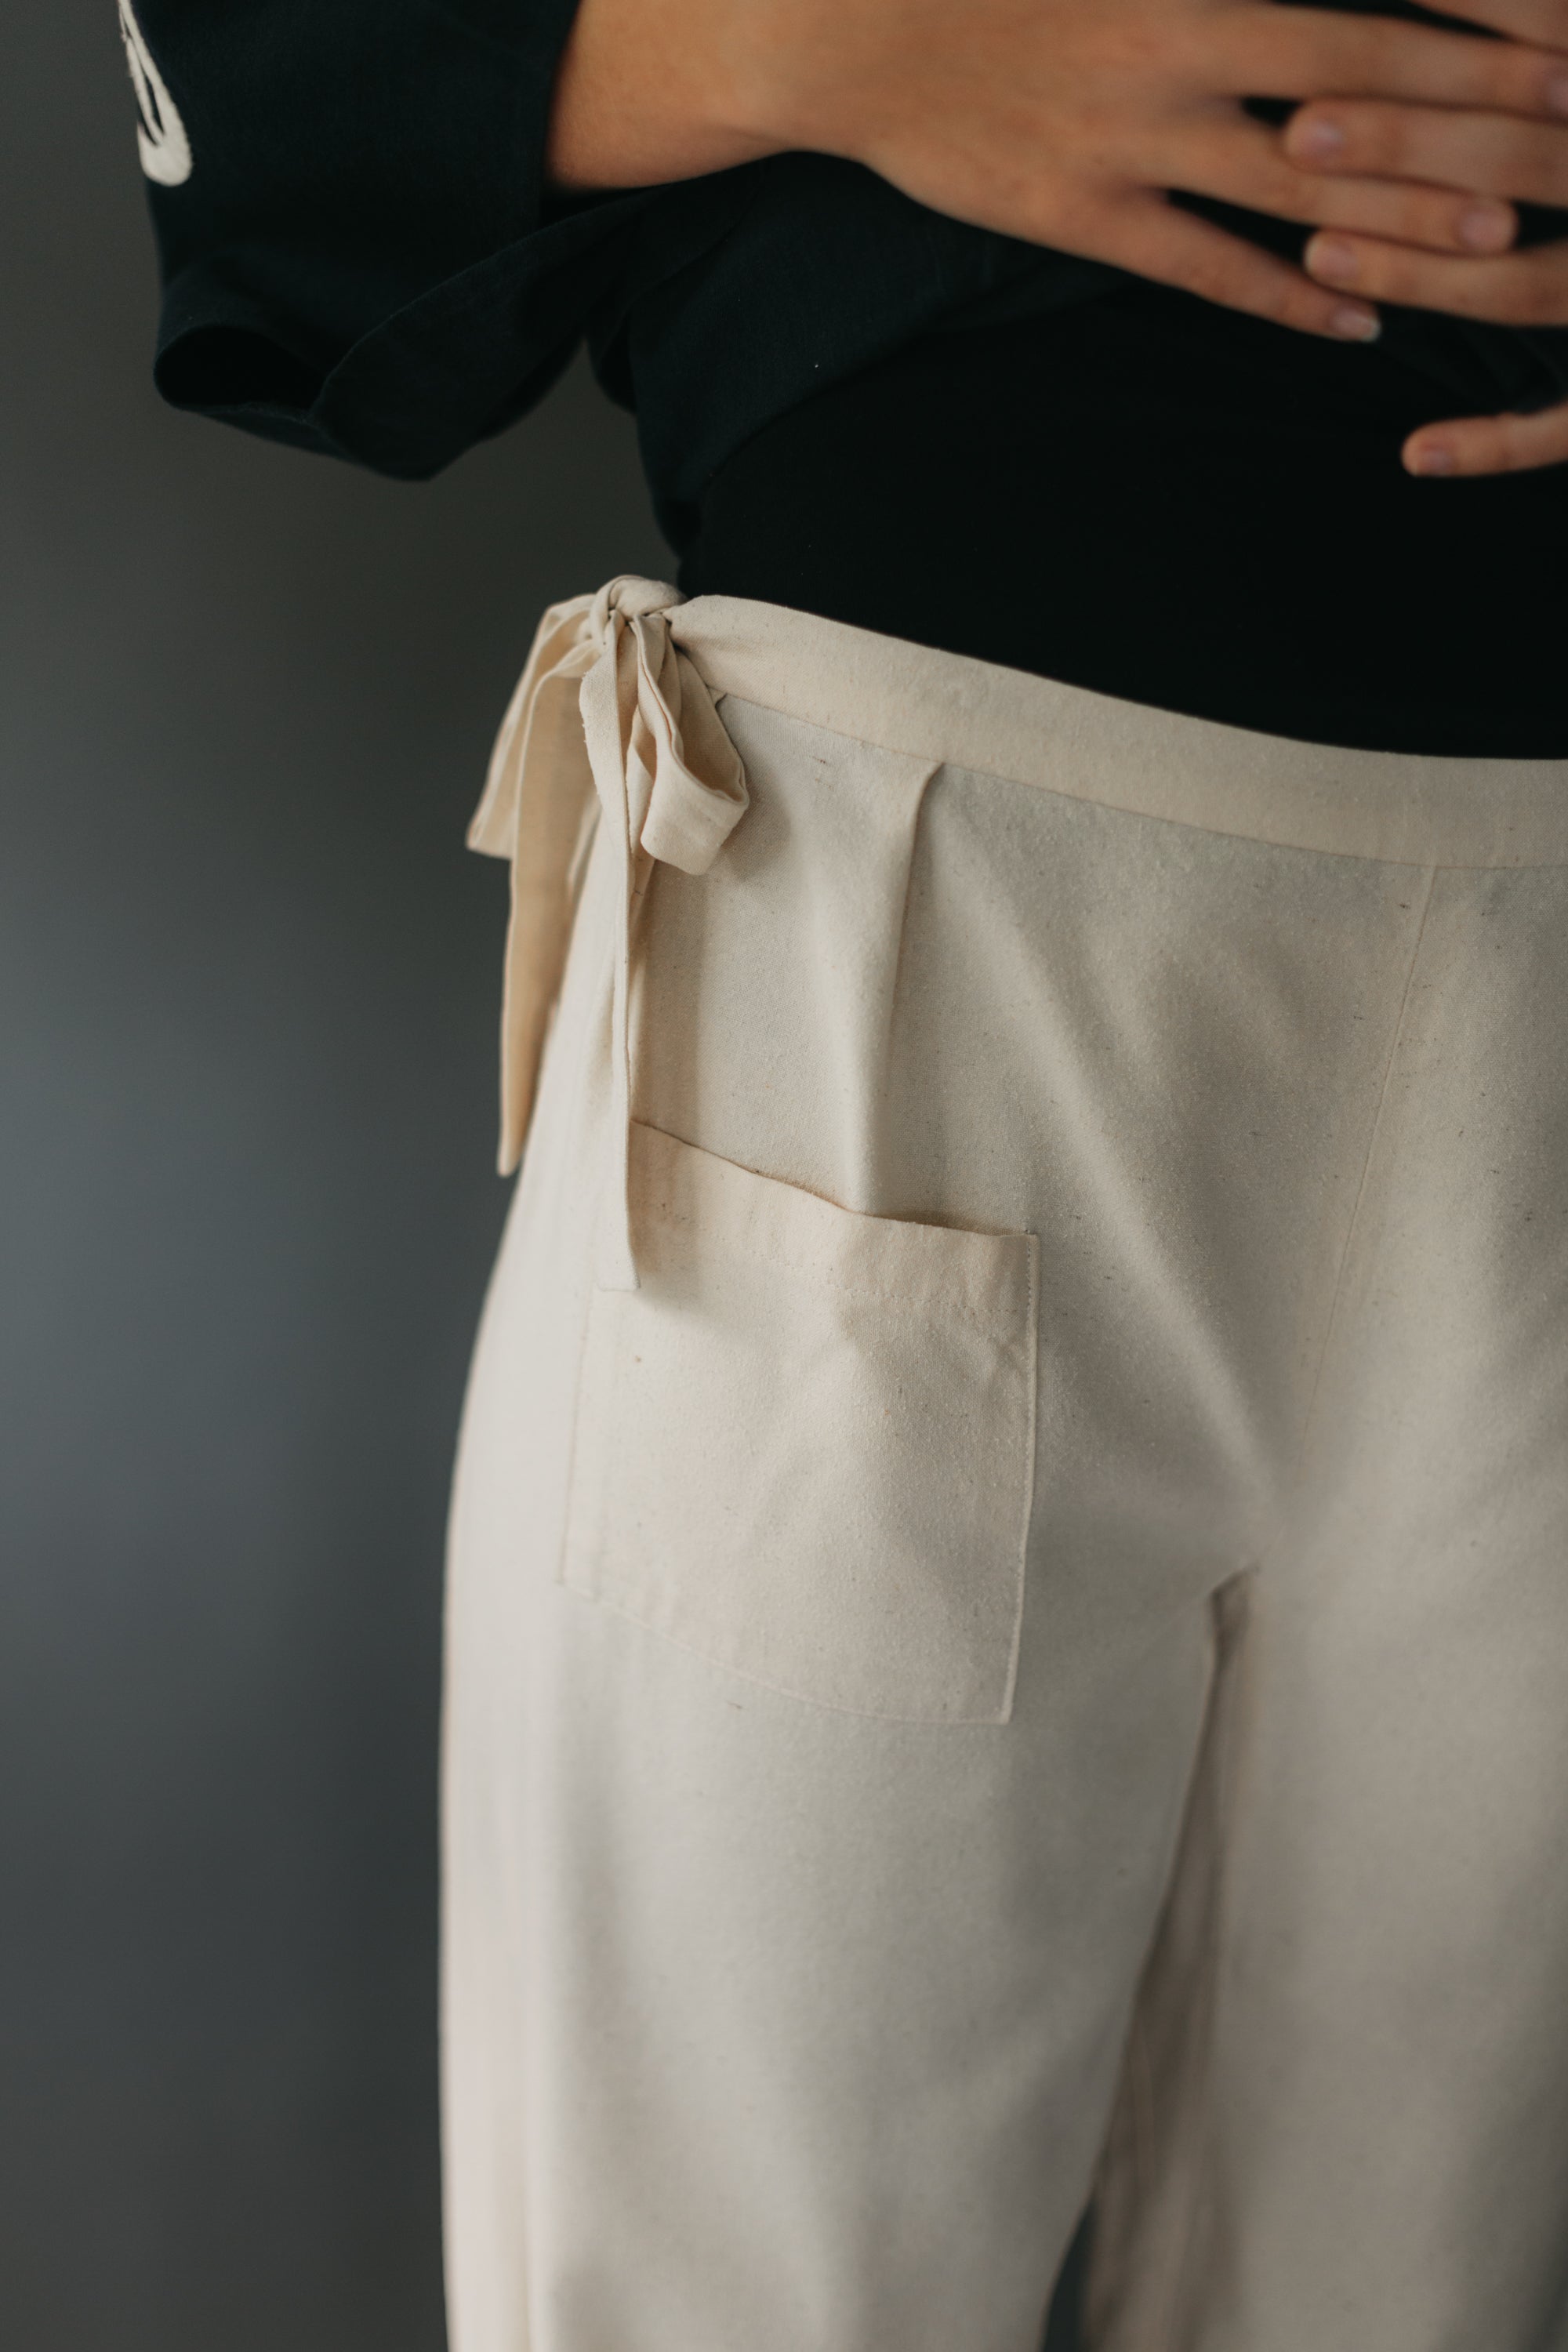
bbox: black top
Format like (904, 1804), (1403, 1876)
(682, 285), (1568, 753)
(127, 0), (1568, 750)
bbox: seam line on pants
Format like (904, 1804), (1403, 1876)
(1290, 861), (1438, 1491)
(1157, 1573), (1258, 2352)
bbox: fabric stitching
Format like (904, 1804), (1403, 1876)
(553, 1580), (1021, 1726)
(1080, 1573), (1255, 2352)
(633, 1238), (1030, 1337)
(1287, 862), (1438, 1493)
(707, 691), (1568, 873)
(1156, 1575), (1255, 2352)
(996, 1232), (1040, 1726)
(633, 1138), (1033, 1333)
(869, 755), (944, 1190)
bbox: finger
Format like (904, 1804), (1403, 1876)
(1305, 225), (1568, 319)
(1091, 190), (1383, 339)
(1403, 396), (1568, 474)
(1215, 4), (1568, 118)
(1286, 100), (1568, 205)
(1165, 119), (1518, 249)
(1385, 0), (1568, 53)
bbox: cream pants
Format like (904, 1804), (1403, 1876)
(441, 579), (1568, 2352)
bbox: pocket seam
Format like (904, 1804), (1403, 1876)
(560, 1126), (1040, 1724)
(626, 1120), (1033, 1334)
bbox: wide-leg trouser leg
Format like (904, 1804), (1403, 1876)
(442, 595), (1568, 2352)
(1091, 866), (1568, 2352)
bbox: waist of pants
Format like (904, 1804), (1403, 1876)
(466, 575), (1568, 1290)
(673, 592), (1568, 870)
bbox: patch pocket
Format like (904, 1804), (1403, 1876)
(561, 1122), (1039, 1722)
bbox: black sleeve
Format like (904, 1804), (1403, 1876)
(125, 0), (655, 477)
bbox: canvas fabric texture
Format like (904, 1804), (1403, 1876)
(442, 578), (1568, 2352)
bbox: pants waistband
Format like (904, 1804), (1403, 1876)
(467, 576), (1568, 1287)
(670, 592), (1568, 872)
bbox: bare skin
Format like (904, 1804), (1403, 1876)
(1287, 0), (1568, 474)
(549, 0), (1568, 474)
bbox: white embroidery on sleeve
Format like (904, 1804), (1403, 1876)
(118, 0), (192, 186)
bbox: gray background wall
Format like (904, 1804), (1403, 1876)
(2, 13), (665, 2350)
(2, 16), (1091, 2352)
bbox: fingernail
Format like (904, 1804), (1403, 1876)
(1329, 302), (1381, 342)
(1410, 442), (1456, 475)
(1548, 71), (1568, 116)
(1310, 234), (1359, 285)
(1458, 200), (1513, 252)
(1292, 114), (1345, 161)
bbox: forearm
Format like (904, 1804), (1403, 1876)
(546, 0), (793, 188)
(548, 0), (1568, 401)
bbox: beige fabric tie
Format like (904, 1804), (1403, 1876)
(467, 576), (749, 1290)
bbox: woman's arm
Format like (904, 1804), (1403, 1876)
(553, 0), (1568, 470)
(549, 0), (1568, 347)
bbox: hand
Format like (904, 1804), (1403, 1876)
(1283, 0), (1568, 473)
(550, 0), (1568, 344)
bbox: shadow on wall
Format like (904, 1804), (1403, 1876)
(0, 10), (666, 2352)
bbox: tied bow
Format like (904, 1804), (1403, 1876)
(468, 576), (749, 1289)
